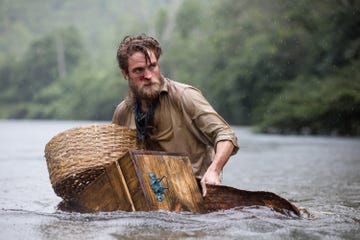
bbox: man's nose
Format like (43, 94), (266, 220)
(144, 68), (152, 79)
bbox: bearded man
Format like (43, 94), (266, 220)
(112, 34), (239, 196)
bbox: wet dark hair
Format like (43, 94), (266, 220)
(116, 34), (162, 73)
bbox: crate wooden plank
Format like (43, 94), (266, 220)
(118, 151), (149, 211)
(126, 150), (205, 213)
(71, 161), (134, 212)
(162, 154), (205, 212)
(132, 152), (173, 211)
(105, 161), (135, 211)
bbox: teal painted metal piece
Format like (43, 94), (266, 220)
(149, 172), (168, 201)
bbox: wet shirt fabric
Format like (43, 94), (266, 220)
(112, 78), (239, 178)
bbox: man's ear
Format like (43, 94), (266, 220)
(121, 70), (128, 80)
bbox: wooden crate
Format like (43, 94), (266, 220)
(70, 150), (205, 213)
(59, 150), (301, 216)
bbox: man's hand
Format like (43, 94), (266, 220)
(200, 168), (221, 197)
(200, 140), (234, 197)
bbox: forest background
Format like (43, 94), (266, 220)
(0, 0), (359, 136)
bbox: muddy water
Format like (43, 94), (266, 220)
(0, 120), (359, 239)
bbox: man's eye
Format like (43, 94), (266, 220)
(149, 64), (156, 70)
(134, 68), (143, 74)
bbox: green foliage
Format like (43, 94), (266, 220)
(53, 68), (127, 120)
(166, 0), (360, 135)
(0, 0), (359, 136)
(257, 61), (360, 135)
(175, 0), (202, 38)
(252, 0), (360, 135)
(154, 9), (168, 37)
(0, 26), (86, 118)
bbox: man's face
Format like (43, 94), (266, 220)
(122, 50), (163, 101)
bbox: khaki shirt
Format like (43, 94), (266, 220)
(112, 78), (239, 178)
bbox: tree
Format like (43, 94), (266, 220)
(0, 26), (85, 118)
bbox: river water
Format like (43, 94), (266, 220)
(0, 120), (359, 240)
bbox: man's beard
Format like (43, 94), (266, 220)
(129, 76), (164, 101)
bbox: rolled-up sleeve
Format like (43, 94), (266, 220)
(181, 87), (239, 155)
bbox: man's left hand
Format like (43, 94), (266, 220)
(200, 169), (221, 197)
(200, 140), (234, 197)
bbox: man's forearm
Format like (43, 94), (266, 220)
(200, 140), (234, 196)
(209, 140), (234, 175)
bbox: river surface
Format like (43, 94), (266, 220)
(0, 120), (359, 240)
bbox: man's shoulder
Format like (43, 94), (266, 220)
(164, 78), (200, 95)
(115, 97), (133, 112)
(112, 97), (134, 124)
(167, 79), (191, 88)
(163, 78), (207, 112)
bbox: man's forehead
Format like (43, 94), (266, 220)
(129, 50), (156, 63)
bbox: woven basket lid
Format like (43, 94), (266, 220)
(44, 124), (140, 200)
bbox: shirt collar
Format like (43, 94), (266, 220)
(160, 76), (169, 95)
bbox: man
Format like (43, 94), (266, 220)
(112, 34), (239, 196)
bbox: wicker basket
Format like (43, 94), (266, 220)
(45, 124), (141, 200)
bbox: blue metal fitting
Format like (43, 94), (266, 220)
(149, 172), (168, 202)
